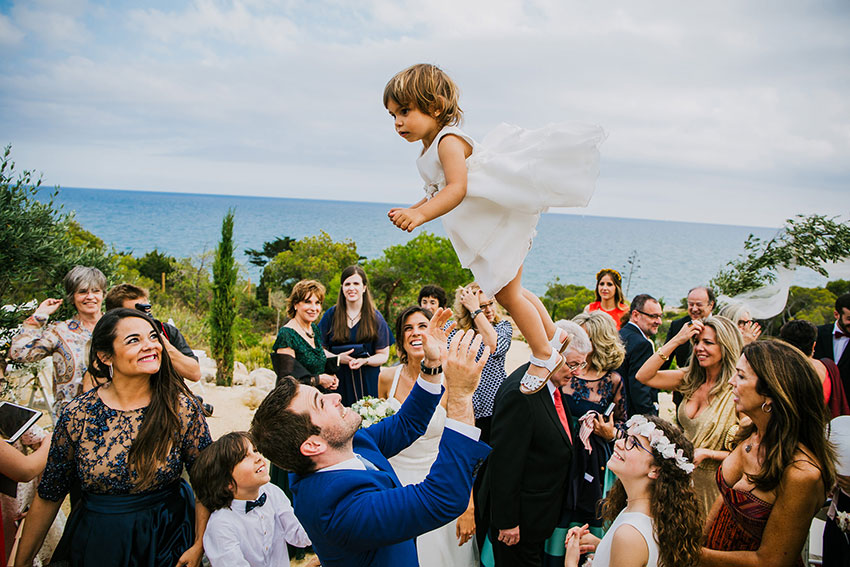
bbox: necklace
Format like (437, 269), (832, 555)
(347, 311), (360, 326)
(627, 497), (650, 503)
(295, 319), (314, 338)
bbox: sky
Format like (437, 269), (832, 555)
(1, 0), (848, 228)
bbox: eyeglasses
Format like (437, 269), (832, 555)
(480, 301), (496, 309)
(635, 309), (662, 321)
(615, 428), (653, 456)
(565, 361), (588, 372)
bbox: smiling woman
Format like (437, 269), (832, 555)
(12, 308), (212, 567)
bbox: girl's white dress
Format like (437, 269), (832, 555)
(417, 122), (605, 297)
(590, 511), (658, 567)
(386, 367), (478, 567)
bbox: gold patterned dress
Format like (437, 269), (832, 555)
(676, 385), (738, 518)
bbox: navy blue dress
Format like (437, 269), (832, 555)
(39, 387), (211, 566)
(319, 307), (394, 406)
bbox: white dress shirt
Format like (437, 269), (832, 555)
(203, 483), (311, 567)
(834, 321), (849, 362)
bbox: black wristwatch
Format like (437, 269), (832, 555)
(420, 360), (443, 376)
(471, 308), (484, 319)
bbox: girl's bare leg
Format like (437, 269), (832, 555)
(495, 268), (552, 380)
(521, 288), (556, 340)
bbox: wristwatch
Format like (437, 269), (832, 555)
(420, 360), (443, 376)
(471, 308), (484, 319)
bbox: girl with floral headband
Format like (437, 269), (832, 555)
(584, 269), (629, 330)
(564, 415), (702, 567)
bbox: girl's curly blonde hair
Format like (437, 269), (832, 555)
(383, 63), (463, 127)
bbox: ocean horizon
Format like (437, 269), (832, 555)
(45, 186), (826, 303)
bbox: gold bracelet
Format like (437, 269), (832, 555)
(657, 351), (669, 362)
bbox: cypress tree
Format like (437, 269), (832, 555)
(210, 210), (237, 386)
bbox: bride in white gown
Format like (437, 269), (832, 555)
(379, 306), (478, 567)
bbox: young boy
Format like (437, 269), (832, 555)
(191, 432), (313, 567)
(418, 284), (447, 312)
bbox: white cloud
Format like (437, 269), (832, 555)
(0, 14), (25, 45)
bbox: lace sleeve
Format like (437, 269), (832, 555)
(610, 371), (628, 426)
(8, 318), (60, 364)
(180, 395), (212, 472)
(37, 407), (76, 502)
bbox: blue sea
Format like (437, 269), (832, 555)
(46, 187), (824, 303)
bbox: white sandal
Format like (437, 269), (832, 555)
(520, 349), (565, 395)
(550, 328), (571, 355)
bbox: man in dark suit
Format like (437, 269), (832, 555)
(661, 286), (715, 370)
(814, 292), (850, 392)
(617, 294), (663, 416)
(479, 321), (592, 566)
(250, 309), (491, 567)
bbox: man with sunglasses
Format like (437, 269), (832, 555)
(617, 294), (663, 417)
(105, 283), (202, 383)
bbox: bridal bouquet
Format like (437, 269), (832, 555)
(351, 396), (396, 428)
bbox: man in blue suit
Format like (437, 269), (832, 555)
(251, 308), (491, 567)
(616, 294), (663, 416)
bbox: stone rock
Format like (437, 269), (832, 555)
(233, 361), (250, 386)
(242, 387), (267, 410)
(249, 368), (276, 392)
(196, 351), (218, 383)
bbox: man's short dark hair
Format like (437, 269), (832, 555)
(189, 431), (253, 511)
(105, 283), (148, 311)
(629, 294), (658, 315)
(688, 285), (716, 307)
(779, 319), (817, 356)
(836, 293), (850, 313)
(250, 377), (320, 476)
(418, 285), (447, 308)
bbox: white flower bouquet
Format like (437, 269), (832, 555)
(351, 396), (396, 428)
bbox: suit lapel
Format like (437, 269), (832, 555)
(538, 389), (572, 446)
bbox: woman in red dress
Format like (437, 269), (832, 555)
(584, 269), (628, 329)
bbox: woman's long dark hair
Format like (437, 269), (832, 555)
(735, 339), (836, 493)
(600, 416), (703, 567)
(329, 265), (379, 345)
(88, 308), (198, 490)
(394, 306), (433, 364)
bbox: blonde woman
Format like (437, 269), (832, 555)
(635, 315), (743, 516)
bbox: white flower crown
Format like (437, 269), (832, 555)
(626, 415), (695, 474)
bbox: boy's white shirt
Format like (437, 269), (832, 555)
(203, 482), (311, 567)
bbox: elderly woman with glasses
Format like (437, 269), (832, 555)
(636, 315), (744, 517)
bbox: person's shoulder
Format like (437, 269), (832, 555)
(495, 319), (513, 333)
(610, 517), (651, 555)
(785, 451), (826, 487)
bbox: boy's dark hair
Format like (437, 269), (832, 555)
(836, 293), (850, 313)
(250, 377), (320, 476)
(418, 284), (447, 308)
(779, 319), (817, 356)
(190, 431), (253, 511)
(105, 283), (148, 311)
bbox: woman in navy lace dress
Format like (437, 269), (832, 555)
(13, 308), (212, 567)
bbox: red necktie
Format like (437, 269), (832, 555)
(552, 390), (573, 444)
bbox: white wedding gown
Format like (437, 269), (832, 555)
(387, 366), (478, 566)
(417, 123), (605, 298)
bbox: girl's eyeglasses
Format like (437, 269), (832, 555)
(614, 428), (653, 456)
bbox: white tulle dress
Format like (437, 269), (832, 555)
(386, 367), (477, 566)
(417, 123), (605, 297)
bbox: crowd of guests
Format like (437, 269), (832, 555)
(2, 264), (850, 567)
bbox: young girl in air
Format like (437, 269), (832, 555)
(384, 63), (606, 393)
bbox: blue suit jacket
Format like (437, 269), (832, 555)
(617, 322), (659, 416)
(290, 382), (491, 567)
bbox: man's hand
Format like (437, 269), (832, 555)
(444, 329), (489, 425)
(498, 526), (520, 546)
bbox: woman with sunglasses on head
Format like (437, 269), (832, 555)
(701, 340), (836, 566)
(584, 269), (629, 330)
(564, 415), (702, 567)
(13, 308), (212, 567)
(635, 315), (743, 517)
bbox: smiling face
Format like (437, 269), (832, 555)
(342, 273), (366, 305)
(730, 354), (767, 417)
(231, 440), (271, 497)
(692, 326), (722, 369)
(291, 385), (361, 450)
(633, 299), (663, 336)
(294, 293), (322, 324)
(687, 288), (713, 320)
(401, 311), (429, 363)
(607, 432), (655, 480)
(479, 293), (498, 324)
(74, 285), (104, 317)
(386, 98), (441, 148)
(101, 316), (163, 379)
